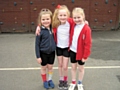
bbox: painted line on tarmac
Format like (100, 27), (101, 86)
(0, 66), (120, 71)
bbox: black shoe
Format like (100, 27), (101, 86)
(58, 80), (64, 89)
(63, 81), (68, 89)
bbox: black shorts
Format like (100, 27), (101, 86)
(40, 51), (55, 66)
(56, 47), (70, 57)
(70, 50), (85, 65)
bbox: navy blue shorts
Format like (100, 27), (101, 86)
(56, 47), (70, 57)
(70, 50), (85, 65)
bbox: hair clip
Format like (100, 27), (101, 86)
(56, 4), (61, 9)
(41, 8), (48, 12)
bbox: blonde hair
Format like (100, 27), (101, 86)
(72, 7), (85, 21)
(37, 8), (52, 25)
(52, 5), (70, 28)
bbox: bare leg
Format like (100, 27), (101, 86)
(57, 56), (63, 79)
(47, 64), (53, 80)
(41, 65), (47, 74)
(47, 64), (53, 73)
(69, 63), (77, 90)
(78, 65), (85, 82)
(62, 56), (69, 77)
(71, 63), (77, 81)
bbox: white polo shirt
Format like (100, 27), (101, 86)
(70, 24), (85, 52)
(57, 21), (70, 48)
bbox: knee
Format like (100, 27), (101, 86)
(78, 67), (84, 72)
(72, 67), (76, 71)
(48, 66), (53, 70)
(41, 67), (47, 71)
(58, 64), (62, 68)
(63, 66), (68, 71)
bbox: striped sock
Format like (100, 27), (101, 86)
(48, 71), (53, 81)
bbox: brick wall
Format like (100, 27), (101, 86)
(0, 0), (119, 33)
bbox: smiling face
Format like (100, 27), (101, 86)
(72, 7), (85, 25)
(57, 9), (68, 24)
(41, 14), (51, 29)
(73, 12), (85, 25)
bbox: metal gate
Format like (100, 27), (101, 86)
(0, 0), (119, 33)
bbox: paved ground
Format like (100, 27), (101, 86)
(0, 30), (120, 90)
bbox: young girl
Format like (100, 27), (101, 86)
(52, 5), (73, 90)
(36, 5), (73, 89)
(68, 7), (92, 90)
(35, 8), (56, 89)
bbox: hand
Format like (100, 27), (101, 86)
(82, 58), (87, 62)
(35, 26), (40, 35)
(85, 20), (89, 25)
(37, 58), (42, 64)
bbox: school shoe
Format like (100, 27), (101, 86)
(48, 80), (55, 88)
(68, 83), (76, 90)
(58, 80), (64, 89)
(43, 81), (49, 89)
(63, 81), (68, 89)
(77, 84), (84, 90)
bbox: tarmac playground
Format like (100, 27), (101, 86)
(0, 30), (120, 90)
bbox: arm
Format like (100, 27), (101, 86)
(35, 34), (41, 59)
(37, 58), (42, 64)
(35, 35), (42, 64)
(85, 20), (89, 25)
(68, 18), (89, 25)
(82, 58), (87, 62)
(68, 18), (74, 24)
(35, 26), (41, 35)
(83, 26), (92, 60)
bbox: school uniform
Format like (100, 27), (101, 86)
(53, 18), (73, 57)
(69, 23), (92, 65)
(35, 26), (56, 66)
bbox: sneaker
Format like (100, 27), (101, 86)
(58, 80), (64, 89)
(77, 84), (84, 90)
(43, 81), (49, 89)
(48, 80), (55, 88)
(68, 83), (76, 90)
(63, 81), (68, 89)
